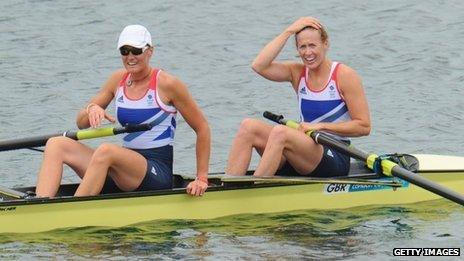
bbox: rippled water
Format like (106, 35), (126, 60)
(1, 0), (464, 259)
(0, 201), (463, 260)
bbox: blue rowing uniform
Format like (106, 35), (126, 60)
(102, 68), (177, 193)
(280, 62), (351, 178)
(297, 61), (351, 141)
(116, 69), (177, 149)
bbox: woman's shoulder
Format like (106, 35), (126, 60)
(335, 63), (363, 92)
(336, 63), (361, 81)
(109, 69), (128, 81)
(101, 69), (127, 93)
(155, 69), (190, 105)
(288, 62), (305, 73)
(287, 63), (305, 85)
(157, 70), (183, 88)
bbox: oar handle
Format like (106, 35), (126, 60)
(263, 111), (284, 124)
(0, 123), (153, 152)
(114, 123), (153, 135)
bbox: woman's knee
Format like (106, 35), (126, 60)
(44, 136), (75, 153)
(45, 136), (71, 147)
(237, 118), (264, 139)
(91, 143), (118, 165)
(268, 125), (289, 145)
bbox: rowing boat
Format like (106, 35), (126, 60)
(1, 118), (464, 234)
(1, 154), (464, 234)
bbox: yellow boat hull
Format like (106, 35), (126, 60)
(1, 171), (463, 234)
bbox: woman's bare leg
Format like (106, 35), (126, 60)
(35, 137), (94, 197)
(74, 143), (148, 196)
(253, 125), (323, 177)
(226, 118), (279, 175)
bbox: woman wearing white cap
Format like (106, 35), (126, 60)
(35, 25), (210, 197)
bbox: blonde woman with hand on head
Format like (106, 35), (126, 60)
(226, 17), (370, 178)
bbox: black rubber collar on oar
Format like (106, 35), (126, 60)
(263, 111), (464, 207)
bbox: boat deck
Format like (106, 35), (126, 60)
(0, 161), (382, 203)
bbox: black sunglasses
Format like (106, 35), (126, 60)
(119, 46), (149, 56)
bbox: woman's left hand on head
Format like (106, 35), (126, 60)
(186, 179), (208, 196)
(286, 17), (322, 35)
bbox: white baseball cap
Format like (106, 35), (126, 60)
(117, 25), (152, 49)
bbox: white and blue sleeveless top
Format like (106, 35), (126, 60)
(297, 62), (351, 140)
(115, 69), (177, 149)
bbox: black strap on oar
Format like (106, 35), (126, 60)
(263, 111), (464, 207)
(0, 123), (152, 152)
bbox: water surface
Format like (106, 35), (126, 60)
(1, 0), (463, 259)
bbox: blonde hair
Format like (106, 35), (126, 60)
(295, 25), (329, 44)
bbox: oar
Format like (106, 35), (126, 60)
(0, 124), (152, 152)
(220, 175), (402, 187)
(0, 184), (30, 199)
(263, 111), (464, 206)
